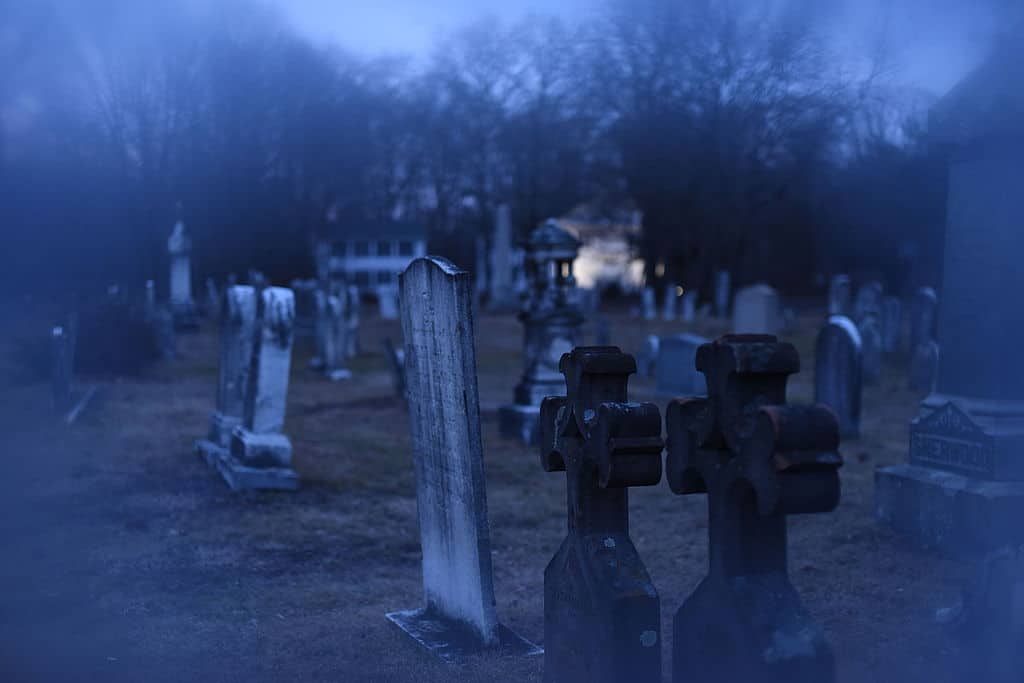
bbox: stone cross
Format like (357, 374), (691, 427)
(386, 256), (539, 661)
(665, 334), (842, 682)
(539, 346), (664, 683)
(641, 287), (656, 321)
(195, 286), (257, 465)
(713, 270), (731, 318)
(662, 283), (678, 321)
(815, 316), (862, 438)
(219, 287), (299, 491)
(828, 274), (851, 316)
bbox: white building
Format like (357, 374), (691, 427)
(326, 221), (427, 291)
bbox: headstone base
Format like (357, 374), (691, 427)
(498, 403), (540, 445)
(231, 428), (294, 469)
(875, 464), (1024, 554)
(207, 412), (240, 448)
(325, 368), (353, 381)
(194, 438), (225, 466)
(385, 608), (542, 664)
(212, 448), (299, 492)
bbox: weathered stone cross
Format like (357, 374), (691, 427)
(664, 334), (842, 683)
(539, 346), (664, 683)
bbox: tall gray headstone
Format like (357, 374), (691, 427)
(815, 315), (862, 439)
(346, 285), (361, 358)
(859, 315), (882, 385)
(662, 284), (678, 321)
(828, 274), (852, 316)
(732, 284), (781, 334)
(681, 289), (698, 323)
(322, 290), (351, 381)
(908, 339), (939, 392)
(909, 286), (938, 354)
(167, 219), (198, 328)
(217, 287), (299, 491)
(655, 333), (709, 396)
(713, 270), (731, 318)
(487, 204), (517, 311)
(877, 47), (1024, 554)
(387, 256), (539, 661)
(195, 286), (257, 463)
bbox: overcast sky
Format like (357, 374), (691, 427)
(269, 0), (999, 95)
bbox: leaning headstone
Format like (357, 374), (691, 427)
(880, 296), (902, 353)
(662, 283), (678, 321)
(908, 339), (939, 393)
(655, 333), (709, 396)
(909, 286), (938, 354)
(853, 280), (883, 322)
(539, 346), (664, 683)
(641, 287), (656, 321)
(815, 316), (863, 438)
(858, 315), (882, 385)
(167, 218), (198, 329)
(713, 270), (731, 318)
(377, 284), (399, 320)
(195, 286), (257, 464)
(828, 274), (852, 316)
(217, 287), (299, 491)
(681, 289), (697, 323)
(665, 335), (841, 682)
(732, 284), (781, 334)
(386, 256), (539, 661)
(499, 219), (584, 445)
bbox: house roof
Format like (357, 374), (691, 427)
(930, 30), (1024, 146)
(327, 220), (426, 242)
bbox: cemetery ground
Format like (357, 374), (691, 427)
(1, 302), (967, 682)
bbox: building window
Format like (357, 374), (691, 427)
(377, 271), (393, 285)
(398, 241), (414, 257)
(377, 240), (392, 257)
(354, 241), (369, 257)
(354, 271), (370, 286)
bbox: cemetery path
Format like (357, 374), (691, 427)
(0, 310), (979, 682)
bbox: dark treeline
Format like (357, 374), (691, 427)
(2, 0), (958, 300)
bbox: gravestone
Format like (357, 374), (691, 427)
(377, 284), (399, 320)
(637, 335), (659, 378)
(732, 284), (781, 334)
(308, 289), (328, 371)
(876, 45), (1024, 554)
(195, 286), (257, 464)
(167, 218), (198, 329)
(641, 287), (656, 321)
(539, 346), (664, 683)
(858, 315), (882, 385)
(681, 289), (698, 323)
(321, 290), (351, 381)
(217, 287), (299, 491)
(487, 204), (518, 311)
(499, 219), (584, 445)
(713, 270), (731, 318)
(665, 335), (842, 682)
(908, 339), (939, 392)
(386, 256), (539, 661)
(880, 296), (902, 353)
(662, 284), (678, 321)
(205, 277), (221, 320)
(346, 285), (361, 358)
(828, 274), (852, 316)
(383, 337), (406, 400)
(909, 286), (938, 353)
(853, 280), (883, 322)
(814, 316), (862, 438)
(655, 333), (709, 397)
(290, 279), (318, 338)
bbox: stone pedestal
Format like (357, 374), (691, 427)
(499, 219), (584, 445)
(876, 76), (1024, 554)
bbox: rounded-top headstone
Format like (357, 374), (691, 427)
(815, 315), (862, 438)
